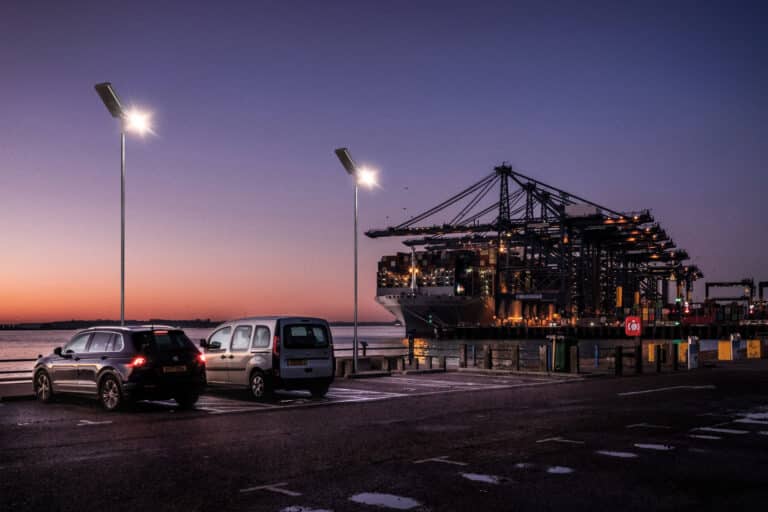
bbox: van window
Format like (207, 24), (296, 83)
(283, 324), (329, 349)
(208, 327), (232, 350)
(231, 326), (252, 351)
(252, 326), (270, 348)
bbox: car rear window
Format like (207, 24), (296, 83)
(132, 330), (196, 352)
(282, 324), (329, 349)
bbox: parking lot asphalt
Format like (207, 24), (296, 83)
(2, 362), (768, 511)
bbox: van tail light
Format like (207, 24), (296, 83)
(130, 356), (146, 368)
(272, 336), (280, 357)
(197, 353), (206, 364)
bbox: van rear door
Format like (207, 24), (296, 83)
(279, 321), (333, 380)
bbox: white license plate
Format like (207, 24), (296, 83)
(163, 365), (187, 373)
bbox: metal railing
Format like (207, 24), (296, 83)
(0, 358), (37, 382)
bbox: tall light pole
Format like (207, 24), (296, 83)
(334, 148), (377, 374)
(94, 82), (152, 326)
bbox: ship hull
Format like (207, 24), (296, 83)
(376, 291), (494, 334)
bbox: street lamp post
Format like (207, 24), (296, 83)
(334, 148), (377, 374)
(94, 82), (151, 326)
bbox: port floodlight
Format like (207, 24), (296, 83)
(334, 147), (357, 175)
(94, 82), (124, 118)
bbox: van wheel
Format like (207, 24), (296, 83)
(175, 392), (199, 409)
(249, 370), (271, 401)
(34, 370), (54, 403)
(99, 375), (123, 411)
(310, 384), (329, 398)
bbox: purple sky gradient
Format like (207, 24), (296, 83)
(0, 1), (765, 322)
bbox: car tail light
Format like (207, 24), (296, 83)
(131, 356), (147, 367)
(197, 353), (206, 364)
(272, 336), (280, 357)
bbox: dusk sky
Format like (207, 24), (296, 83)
(0, 1), (765, 322)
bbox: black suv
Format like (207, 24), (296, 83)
(33, 326), (207, 411)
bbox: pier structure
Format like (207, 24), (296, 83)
(367, 163), (703, 327)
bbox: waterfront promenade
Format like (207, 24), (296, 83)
(2, 359), (768, 511)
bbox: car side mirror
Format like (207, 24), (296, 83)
(209, 341), (222, 350)
(199, 339), (208, 348)
(63, 349), (75, 358)
(54, 346), (62, 356)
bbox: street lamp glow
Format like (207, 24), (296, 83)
(124, 108), (152, 135)
(357, 167), (378, 188)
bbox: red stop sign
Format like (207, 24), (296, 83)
(625, 316), (642, 336)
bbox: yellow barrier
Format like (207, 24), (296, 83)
(677, 342), (688, 363)
(747, 339), (763, 359)
(718, 340), (733, 361)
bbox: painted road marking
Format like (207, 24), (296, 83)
(618, 385), (715, 397)
(536, 436), (585, 445)
(414, 455), (468, 466)
(239, 482), (301, 497)
(693, 427), (749, 435)
(280, 507), (333, 512)
(461, 473), (503, 484)
(759, 431), (768, 436)
(733, 418), (768, 426)
(626, 423), (671, 430)
(77, 419), (113, 427)
(596, 450), (638, 459)
(349, 493), (421, 510)
(547, 466), (575, 474)
(689, 434), (721, 440)
(634, 443), (675, 451)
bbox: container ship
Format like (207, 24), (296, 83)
(366, 162), (714, 335)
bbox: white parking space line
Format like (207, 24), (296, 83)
(634, 443), (675, 451)
(689, 434), (722, 440)
(693, 427), (749, 435)
(349, 493), (421, 510)
(536, 436), (585, 445)
(77, 419), (113, 427)
(596, 450), (638, 459)
(618, 385), (715, 397)
(733, 418), (768, 426)
(759, 431), (768, 436)
(414, 455), (468, 466)
(280, 507), (333, 512)
(626, 423), (671, 430)
(460, 472), (503, 484)
(547, 466), (575, 474)
(240, 482), (302, 497)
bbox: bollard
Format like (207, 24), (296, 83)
(570, 345), (580, 374)
(440, 356), (447, 371)
(414, 357), (420, 370)
(471, 344), (477, 367)
(594, 344), (600, 368)
(635, 344), (642, 374)
(396, 356), (405, 372)
(546, 344), (552, 372)
(408, 334), (415, 365)
(539, 345), (547, 371)
(655, 345), (662, 373)
(361, 341), (368, 357)
(459, 343), (468, 368)
(483, 345), (492, 369)
(615, 346), (623, 376)
(426, 356), (433, 369)
(672, 343), (679, 371)
(514, 345), (520, 371)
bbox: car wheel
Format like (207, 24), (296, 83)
(34, 371), (54, 403)
(175, 392), (199, 409)
(310, 384), (330, 398)
(249, 370), (271, 401)
(99, 374), (123, 411)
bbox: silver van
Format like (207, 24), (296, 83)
(200, 316), (335, 400)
